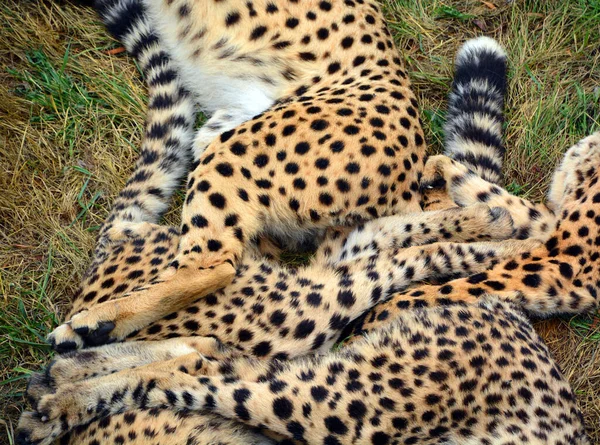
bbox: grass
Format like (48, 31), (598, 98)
(0, 0), (599, 443)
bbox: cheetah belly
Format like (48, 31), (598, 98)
(145, 0), (279, 118)
(170, 58), (277, 118)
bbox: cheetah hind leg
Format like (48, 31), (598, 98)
(17, 351), (274, 445)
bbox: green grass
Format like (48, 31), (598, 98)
(1, 0), (599, 442)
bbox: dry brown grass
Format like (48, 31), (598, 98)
(1, 0), (599, 443)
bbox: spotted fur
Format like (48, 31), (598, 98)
(20, 19), (590, 442)
(18, 296), (590, 445)
(19, 115), (600, 445)
(349, 132), (600, 337)
(47, 0), (435, 349)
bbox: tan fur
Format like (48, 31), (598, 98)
(49, 0), (430, 348)
(19, 298), (589, 445)
(351, 133), (600, 336)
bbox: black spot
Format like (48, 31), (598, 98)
(250, 25), (268, 40)
(319, 193), (334, 206)
(328, 62), (341, 74)
(311, 119), (329, 131)
(311, 386), (328, 402)
(258, 194), (271, 207)
(209, 193), (226, 209)
(273, 397), (294, 419)
(216, 163), (234, 177)
(361, 144), (376, 157)
(253, 341), (272, 357)
(207, 240), (222, 252)
(337, 290), (356, 307)
(330, 140), (345, 153)
(344, 125), (360, 135)
(559, 262), (573, 279)
(345, 162), (360, 174)
(306, 292), (322, 307)
(299, 52), (317, 61)
(563, 245), (583, 256)
(295, 142), (311, 154)
(238, 329), (253, 342)
(341, 36), (354, 48)
(254, 154), (269, 168)
(317, 27), (330, 39)
(371, 432), (390, 445)
(315, 158), (330, 169)
(197, 180), (211, 192)
(265, 134), (277, 146)
(336, 179), (351, 193)
(353, 56), (366, 67)
(286, 17), (299, 28)
(191, 215), (208, 228)
(224, 214), (238, 226)
(294, 319), (316, 339)
(289, 198), (300, 211)
(325, 416), (348, 435)
(221, 129), (235, 142)
(319, 1), (332, 11)
(225, 11), (241, 26)
(293, 178), (307, 190)
(269, 310), (287, 326)
(522, 274), (541, 288)
(378, 164), (391, 176)
(238, 189), (249, 202)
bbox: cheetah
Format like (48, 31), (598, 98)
(19, 33), (586, 444)
(46, 0), (435, 349)
(16, 130), (600, 444)
(345, 130), (600, 338)
(43, 1), (520, 360)
(18, 297), (591, 445)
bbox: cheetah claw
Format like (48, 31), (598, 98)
(48, 313), (117, 353)
(15, 410), (62, 445)
(73, 320), (117, 346)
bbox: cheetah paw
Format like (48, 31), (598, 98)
(420, 155), (469, 191)
(16, 396), (75, 445)
(17, 383), (98, 445)
(47, 310), (117, 353)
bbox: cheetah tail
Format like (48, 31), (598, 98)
(94, 0), (196, 232)
(444, 36), (507, 185)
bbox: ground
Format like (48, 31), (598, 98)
(0, 0), (599, 443)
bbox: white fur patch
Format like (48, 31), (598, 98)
(143, 0), (278, 118)
(456, 36), (507, 64)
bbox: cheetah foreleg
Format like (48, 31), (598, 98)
(47, 261), (235, 351)
(422, 155), (556, 240)
(26, 337), (231, 408)
(329, 203), (515, 264)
